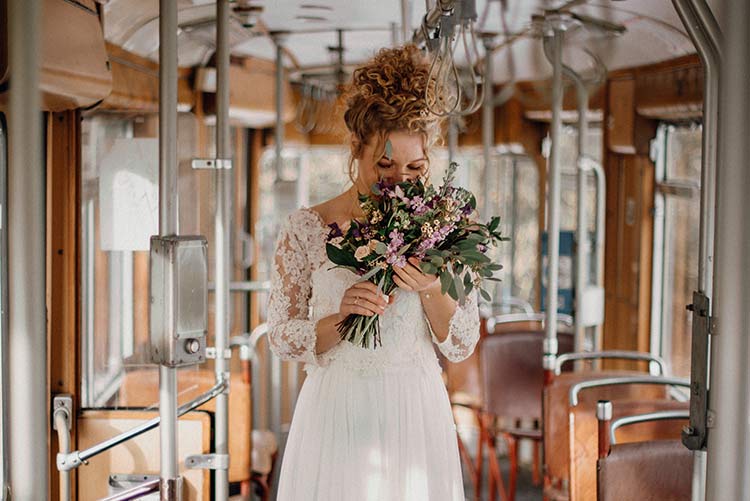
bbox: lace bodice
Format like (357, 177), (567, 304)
(266, 208), (480, 375)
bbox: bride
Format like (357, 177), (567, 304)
(267, 45), (480, 500)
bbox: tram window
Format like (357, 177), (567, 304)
(80, 114), (203, 408)
(652, 124), (701, 377)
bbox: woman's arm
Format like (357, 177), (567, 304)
(394, 257), (480, 362)
(268, 212), (388, 362)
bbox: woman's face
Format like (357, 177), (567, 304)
(354, 130), (428, 191)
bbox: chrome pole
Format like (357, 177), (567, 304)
(7, 1), (46, 499)
(481, 37), (493, 221)
(704, 0), (750, 497)
(0, 113), (8, 501)
(400, 0), (412, 44)
(671, 2), (722, 500)
(214, 1), (231, 499)
(542, 25), (564, 378)
(273, 34), (285, 179)
(158, 0), (180, 498)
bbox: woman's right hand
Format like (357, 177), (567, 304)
(339, 281), (389, 318)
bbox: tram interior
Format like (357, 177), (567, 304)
(4, 0), (749, 500)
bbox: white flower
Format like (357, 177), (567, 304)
(329, 236), (344, 248)
(354, 245), (371, 261)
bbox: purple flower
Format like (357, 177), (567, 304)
(409, 196), (428, 215)
(327, 222), (343, 240)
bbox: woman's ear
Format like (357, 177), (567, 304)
(350, 133), (362, 159)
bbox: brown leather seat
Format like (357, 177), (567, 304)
(543, 372), (673, 501)
(597, 440), (692, 501)
(477, 330), (575, 501)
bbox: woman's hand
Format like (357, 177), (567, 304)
(393, 257), (440, 293)
(339, 281), (389, 319)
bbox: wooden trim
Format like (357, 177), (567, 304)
(46, 110), (81, 501)
(100, 43), (193, 113)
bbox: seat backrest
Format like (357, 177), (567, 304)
(597, 440), (692, 501)
(543, 371), (667, 490)
(480, 330), (574, 421)
(569, 398), (688, 501)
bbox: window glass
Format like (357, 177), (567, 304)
(654, 124), (701, 377)
(80, 114), (203, 408)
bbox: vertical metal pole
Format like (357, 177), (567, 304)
(0, 117), (9, 501)
(8, 1), (46, 499)
(706, 0), (750, 497)
(400, 0), (412, 44)
(571, 70), (589, 357)
(543, 27), (563, 379)
(214, 1), (231, 499)
(274, 35), (285, 180)
(158, 0), (180, 498)
(448, 117), (458, 165)
(671, 2), (722, 499)
(481, 38), (494, 221)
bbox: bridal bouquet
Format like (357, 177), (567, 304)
(326, 162), (506, 349)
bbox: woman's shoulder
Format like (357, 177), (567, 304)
(282, 207), (327, 238)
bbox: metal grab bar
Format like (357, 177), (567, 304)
(99, 479), (160, 501)
(555, 351), (668, 376)
(208, 280), (270, 293)
(569, 376), (690, 407)
(53, 405), (72, 501)
(56, 378), (228, 472)
(610, 410), (691, 444)
(486, 312), (574, 332)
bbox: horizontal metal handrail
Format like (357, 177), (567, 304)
(610, 410), (691, 444)
(555, 351), (667, 376)
(99, 478), (160, 501)
(57, 377), (228, 472)
(208, 280), (270, 293)
(569, 376), (691, 407)
(486, 312), (574, 330)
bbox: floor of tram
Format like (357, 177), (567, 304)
(459, 428), (543, 501)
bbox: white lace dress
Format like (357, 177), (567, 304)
(267, 208), (480, 501)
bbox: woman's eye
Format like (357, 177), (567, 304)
(408, 164), (425, 171)
(377, 162), (392, 169)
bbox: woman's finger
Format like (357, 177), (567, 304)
(345, 287), (387, 307)
(392, 273), (413, 291)
(341, 304), (378, 317)
(343, 295), (385, 315)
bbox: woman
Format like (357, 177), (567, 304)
(267, 45), (480, 500)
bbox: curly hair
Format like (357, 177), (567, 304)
(342, 45), (443, 180)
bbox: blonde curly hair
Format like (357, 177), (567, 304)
(342, 45), (443, 181)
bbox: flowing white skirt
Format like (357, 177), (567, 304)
(276, 363), (466, 501)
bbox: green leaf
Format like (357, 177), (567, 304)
(454, 274), (466, 305)
(326, 243), (359, 268)
(479, 288), (492, 302)
(440, 271), (452, 295)
(373, 241), (388, 255)
(430, 255), (444, 267)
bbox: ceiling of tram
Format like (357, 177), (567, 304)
(102, 0), (724, 83)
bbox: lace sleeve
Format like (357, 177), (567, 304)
(266, 213), (319, 365)
(430, 289), (480, 363)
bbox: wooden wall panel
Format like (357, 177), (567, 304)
(602, 153), (654, 370)
(47, 110), (81, 501)
(77, 410), (210, 500)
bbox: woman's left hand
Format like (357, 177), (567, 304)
(392, 257), (440, 292)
